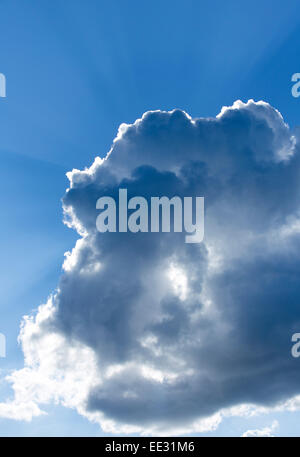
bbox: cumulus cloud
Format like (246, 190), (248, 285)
(1, 99), (300, 434)
(242, 420), (279, 437)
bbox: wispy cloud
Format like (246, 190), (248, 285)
(242, 420), (279, 437)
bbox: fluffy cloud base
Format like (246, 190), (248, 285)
(1, 100), (300, 435)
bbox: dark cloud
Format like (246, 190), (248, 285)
(1, 100), (300, 434)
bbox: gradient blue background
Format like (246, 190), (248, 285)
(0, 0), (300, 436)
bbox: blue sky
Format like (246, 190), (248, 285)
(1, 0), (300, 436)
